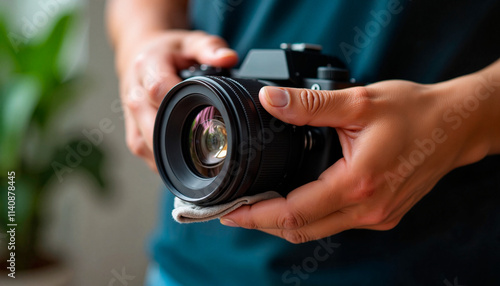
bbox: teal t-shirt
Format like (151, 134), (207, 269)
(149, 1), (500, 285)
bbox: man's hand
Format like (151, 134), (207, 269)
(220, 65), (500, 243)
(116, 31), (238, 170)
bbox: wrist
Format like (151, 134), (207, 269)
(476, 63), (500, 155)
(433, 70), (500, 169)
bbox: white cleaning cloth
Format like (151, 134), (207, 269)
(172, 191), (282, 223)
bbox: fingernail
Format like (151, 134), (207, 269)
(215, 48), (236, 57)
(263, 87), (289, 107)
(220, 218), (239, 227)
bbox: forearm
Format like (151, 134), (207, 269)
(106, 0), (188, 71)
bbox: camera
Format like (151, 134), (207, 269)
(153, 43), (360, 206)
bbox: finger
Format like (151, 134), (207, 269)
(221, 159), (355, 230)
(125, 82), (158, 153)
(135, 53), (182, 108)
(124, 106), (156, 167)
(181, 31), (238, 67)
(259, 210), (353, 244)
(258, 86), (371, 127)
(145, 157), (158, 173)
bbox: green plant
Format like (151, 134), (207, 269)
(0, 10), (107, 270)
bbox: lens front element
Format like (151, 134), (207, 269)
(189, 106), (227, 178)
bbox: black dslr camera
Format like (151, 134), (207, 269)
(153, 43), (359, 206)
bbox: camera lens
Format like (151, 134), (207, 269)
(154, 76), (309, 206)
(189, 106), (227, 178)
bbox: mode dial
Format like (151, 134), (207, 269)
(317, 66), (350, 82)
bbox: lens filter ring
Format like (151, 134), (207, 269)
(153, 77), (252, 205)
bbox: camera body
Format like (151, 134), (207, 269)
(180, 43), (355, 90)
(154, 43), (360, 206)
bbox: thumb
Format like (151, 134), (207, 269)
(258, 86), (366, 127)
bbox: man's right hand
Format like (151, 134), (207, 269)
(115, 30), (238, 170)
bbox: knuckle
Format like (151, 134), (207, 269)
(126, 138), (146, 157)
(146, 81), (161, 99)
(349, 86), (372, 115)
(351, 86), (371, 101)
(299, 89), (328, 116)
(127, 100), (141, 113)
(362, 208), (391, 226)
(132, 53), (145, 70)
(244, 220), (258, 229)
(282, 229), (311, 244)
(377, 220), (399, 231)
(240, 217), (258, 230)
(350, 173), (378, 202)
(125, 96), (141, 111)
(127, 87), (147, 106)
(233, 205), (258, 229)
(278, 210), (306, 230)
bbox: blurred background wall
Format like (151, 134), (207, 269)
(1, 0), (162, 285)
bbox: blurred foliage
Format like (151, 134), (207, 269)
(0, 8), (108, 270)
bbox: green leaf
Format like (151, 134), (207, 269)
(33, 76), (83, 130)
(17, 12), (76, 79)
(0, 76), (42, 171)
(0, 13), (20, 66)
(25, 12), (79, 128)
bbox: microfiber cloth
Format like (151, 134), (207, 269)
(172, 191), (282, 223)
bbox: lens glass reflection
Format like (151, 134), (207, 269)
(188, 106), (227, 177)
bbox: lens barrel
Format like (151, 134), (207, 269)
(153, 76), (307, 206)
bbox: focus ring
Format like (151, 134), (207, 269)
(228, 78), (293, 195)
